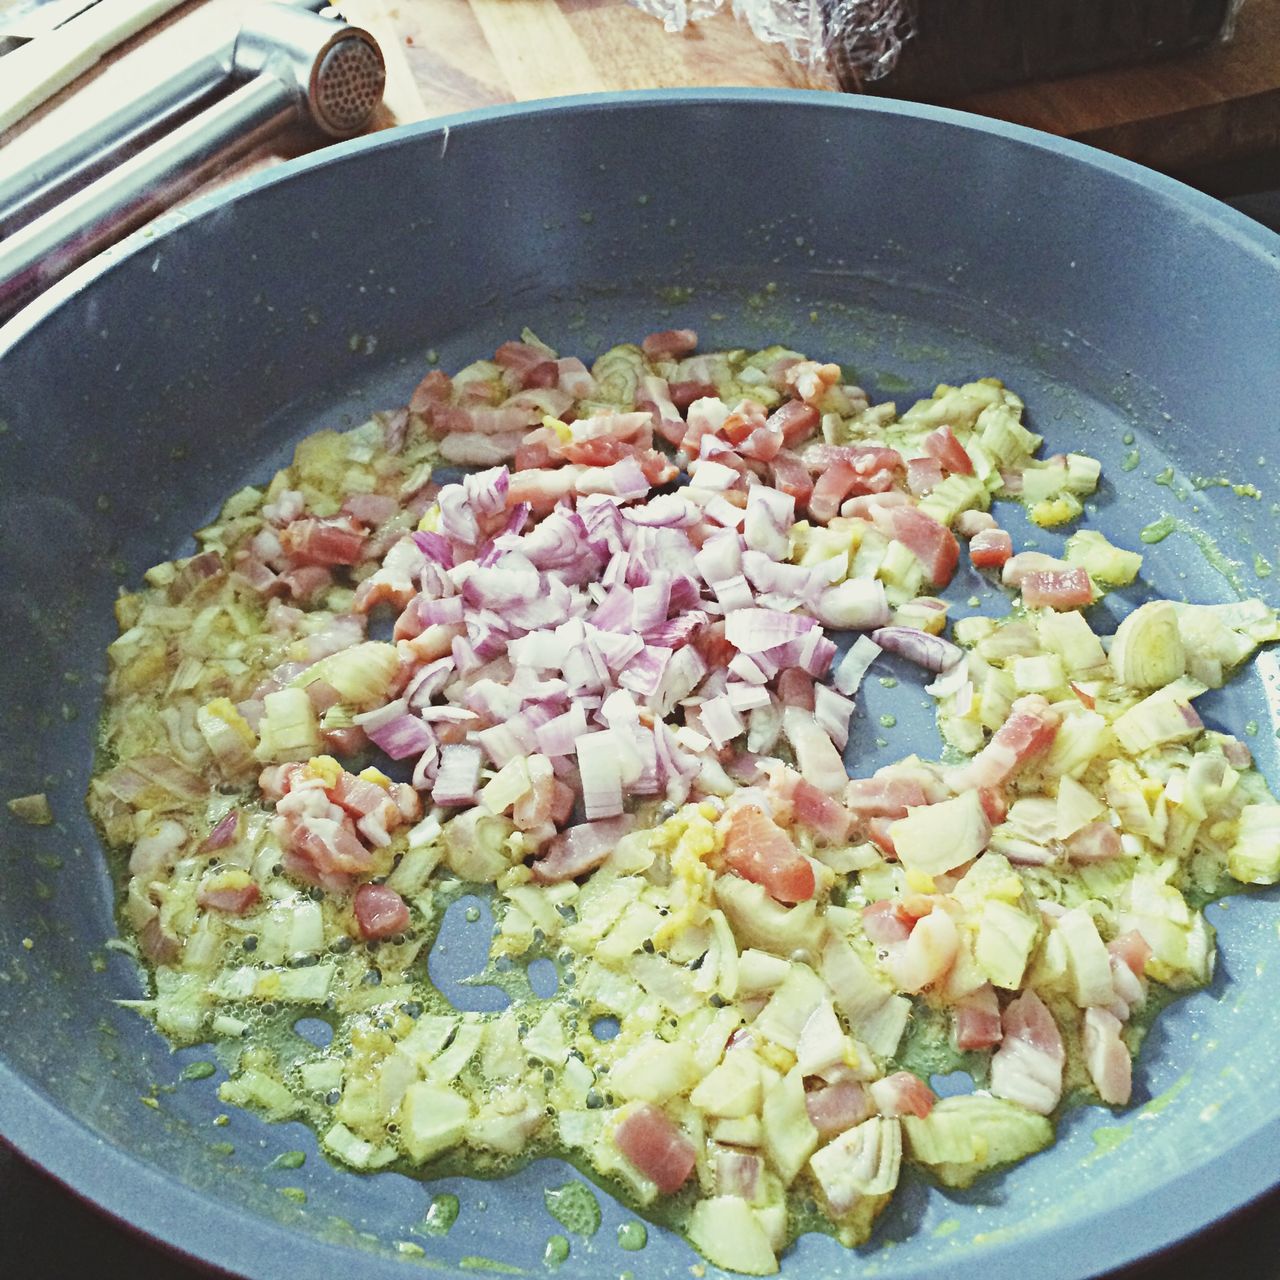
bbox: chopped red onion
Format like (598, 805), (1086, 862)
(725, 608), (817, 655)
(870, 626), (963, 674)
(597, 457), (650, 501)
(366, 713), (435, 760)
(696, 694), (743, 749)
(832, 635), (882, 695)
(653, 645), (708, 717)
(688, 459), (739, 492)
(412, 744), (440, 789)
(703, 495), (746, 529)
(576, 730), (625, 818)
(712, 573), (755, 613)
(419, 596), (465, 625)
(814, 683), (856, 751)
(743, 485), (794, 559)
(437, 485), (480, 546)
(588, 627), (645, 673)
(199, 809), (241, 852)
(411, 529), (455, 567)
(727, 682), (772, 714)
(695, 532), (743, 587)
(536, 702), (589, 757)
(618, 646), (673, 698)
(728, 653), (768, 685)
(432, 744), (483, 806)
(625, 494), (700, 527)
(463, 466), (510, 517)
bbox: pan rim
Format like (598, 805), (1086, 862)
(2, 87), (1279, 1279)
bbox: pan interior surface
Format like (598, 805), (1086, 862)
(1, 92), (1279, 1280)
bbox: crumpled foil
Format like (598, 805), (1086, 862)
(626, 0), (914, 84)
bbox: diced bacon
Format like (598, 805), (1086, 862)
(281, 566), (333, 602)
(342, 493), (399, 526)
(323, 725), (369, 756)
(331, 770), (401, 826)
(511, 759), (571, 832)
(955, 509), (996, 537)
(714, 1148), (764, 1201)
(1022, 567), (1094, 611)
(282, 814), (374, 892)
(1083, 1006), (1132, 1105)
(440, 431), (525, 465)
(862, 899), (913, 947)
(947, 695), (1060, 792)
(769, 767), (853, 843)
(1066, 820), (1121, 863)
(969, 528), (1013, 569)
(614, 1104), (697, 1195)
(379, 407), (410, 454)
(668, 379), (718, 412)
(425, 402), (540, 438)
(642, 328), (698, 361)
(408, 369), (451, 415)
(784, 360), (841, 407)
(809, 461), (863, 524)
(906, 456), (944, 495)
(767, 400), (821, 447)
(280, 516), (367, 567)
(922, 425), (974, 475)
(557, 357), (596, 398)
(805, 443), (903, 481)
(884, 908), (959, 993)
(259, 762), (305, 802)
(197, 879), (260, 915)
(840, 491), (911, 520)
(1070, 681), (1097, 710)
(531, 815), (636, 883)
(723, 803), (816, 904)
(846, 762), (945, 820)
(871, 505), (959, 589)
(1001, 551), (1071, 588)
(805, 1081), (873, 1138)
(494, 340), (558, 388)
(868, 1071), (936, 1118)
(769, 449), (814, 506)
(978, 787), (1009, 825)
(776, 667), (816, 711)
(353, 883), (411, 940)
(1109, 930), (1152, 979)
(990, 990), (1065, 1116)
(139, 917), (182, 964)
(692, 620), (737, 670)
(951, 984), (1003, 1051)
(230, 555), (284, 597)
(506, 467), (583, 512)
(865, 816), (897, 858)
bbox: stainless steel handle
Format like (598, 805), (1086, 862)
(0, 8), (383, 323)
(0, 0), (327, 237)
(0, 74), (293, 321)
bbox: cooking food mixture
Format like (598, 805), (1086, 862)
(89, 329), (1280, 1274)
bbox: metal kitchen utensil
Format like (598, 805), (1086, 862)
(2, 90), (1279, 1280)
(0, 0), (329, 237)
(0, 3), (384, 319)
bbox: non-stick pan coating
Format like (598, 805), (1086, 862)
(2, 91), (1279, 1280)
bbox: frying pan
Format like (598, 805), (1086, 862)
(2, 89), (1280, 1280)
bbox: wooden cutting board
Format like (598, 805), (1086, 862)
(6, 0), (1280, 186)
(338, 0), (1280, 179)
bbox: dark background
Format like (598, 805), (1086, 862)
(4, 181), (1279, 1280)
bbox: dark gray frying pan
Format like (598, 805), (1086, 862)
(2, 90), (1280, 1280)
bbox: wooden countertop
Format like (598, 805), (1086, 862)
(3, 0), (1279, 203)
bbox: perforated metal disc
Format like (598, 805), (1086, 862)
(313, 32), (384, 137)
